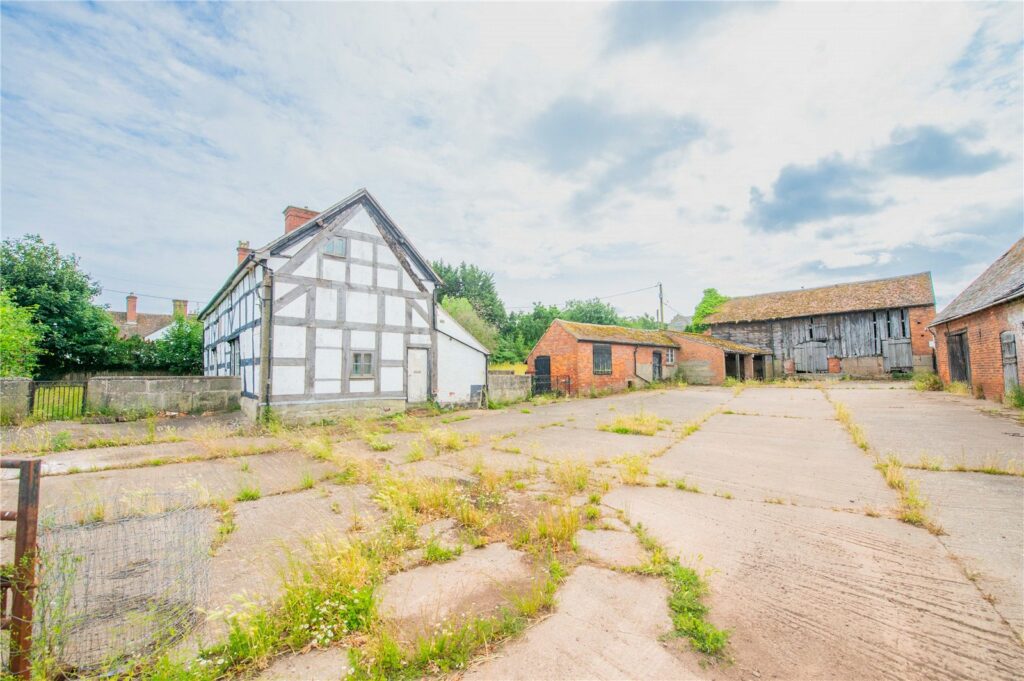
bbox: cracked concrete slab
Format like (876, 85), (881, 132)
(727, 386), (834, 419)
(575, 529), (646, 569)
(465, 565), (704, 680)
(604, 486), (1024, 681)
(254, 647), (350, 680)
(650, 413), (896, 509)
(378, 542), (537, 644)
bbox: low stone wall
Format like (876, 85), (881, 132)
(675, 360), (715, 385)
(0, 378), (33, 424)
(86, 376), (241, 414)
(488, 373), (531, 403)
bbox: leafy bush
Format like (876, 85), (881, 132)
(1007, 384), (1024, 410)
(911, 371), (942, 391)
(0, 289), (42, 377)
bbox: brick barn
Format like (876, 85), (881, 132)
(525, 320), (767, 393)
(930, 238), (1023, 402)
(705, 273), (936, 376)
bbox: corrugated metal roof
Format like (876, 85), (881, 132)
(705, 272), (935, 324)
(931, 238), (1024, 326)
(667, 331), (769, 355)
(556, 320), (679, 347)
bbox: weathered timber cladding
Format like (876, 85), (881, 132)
(710, 305), (935, 374)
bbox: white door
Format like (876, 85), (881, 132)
(407, 348), (428, 403)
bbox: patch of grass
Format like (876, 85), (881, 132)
(664, 561), (730, 655)
(425, 428), (479, 452)
(599, 410), (667, 436)
(674, 478), (701, 494)
(713, 490), (733, 500)
(441, 414), (470, 424)
(915, 455), (944, 471)
(492, 443), (521, 454)
(300, 472), (316, 490)
(945, 381), (971, 396)
(583, 504), (601, 521)
(875, 455), (943, 534)
(912, 371), (943, 392)
(236, 485), (262, 502)
(519, 506), (580, 552)
(302, 433), (335, 461)
(364, 433), (395, 452)
(764, 497), (785, 505)
(423, 537), (463, 563)
(549, 460), (590, 494)
(617, 455), (649, 485)
(50, 430), (73, 452)
(406, 439), (427, 462)
(520, 408), (531, 414)
(1007, 384), (1024, 410)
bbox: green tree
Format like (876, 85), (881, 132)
(686, 288), (730, 333)
(433, 260), (507, 328)
(499, 302), (562, 362)
(0, 289), (43, 377)
(560, 298), (622, 326)
(0, 234), (119, 376)
(622, 313), (661, 330)
(441, 297), (499, 351)
(154, 315), (204, 375)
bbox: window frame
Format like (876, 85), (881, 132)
(351, 351), (374, 378)
(592, 343), (612, 375)
(666, 348), (676, 365)
(323, 236), (348, 259)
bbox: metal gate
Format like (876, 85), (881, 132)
(794, 341), (827, 373)
(531, 374), (571, 396)
(882, 338), (913, 372)
(1, 459), (41, 679)
(30, 381), (87, 420)
(947, 331), (970, 384)
(1001, 331), (1018, 394)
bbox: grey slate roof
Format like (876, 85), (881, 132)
(930, 238), (1024, 326)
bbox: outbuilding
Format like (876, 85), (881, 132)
(705, 273), (936, 376)
(929, 238), (1023, 402)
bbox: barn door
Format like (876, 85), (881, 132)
(1001, 331), (1018, 394)
(882, 338), (912, 372)
(652, 352), (662, 381)
(533, 356), (552, 394)
(406, 348), (428, 403)
(947, 332), (970, 384)
(795, 342), (827, 373)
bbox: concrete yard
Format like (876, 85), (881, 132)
(1, 381), (1020, 679)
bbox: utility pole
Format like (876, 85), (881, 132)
(657, 282), (664, 328)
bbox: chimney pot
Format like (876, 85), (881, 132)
(173, 299), (188, 317)
(126, 293), (138, 324)
(237, 239), (253, 265)
(283, 206), (320, 234)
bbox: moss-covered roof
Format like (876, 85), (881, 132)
(705, 272), (934, 324)
(667, 332), (769, 355)
(556, 320), (678, 347)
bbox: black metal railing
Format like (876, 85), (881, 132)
(531, 374), (572, 396)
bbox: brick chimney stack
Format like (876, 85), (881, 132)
(237, 240), (253, 264)
(283, 206), (319, 234)
(173, 299), (188, 317)
(126, 293), (138, 325)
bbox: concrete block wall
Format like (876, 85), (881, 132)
(672, 337), (725, 385)
(0, 378), (32, 423)
(488, 373), (531, 403)
(86, 376), (241, 414)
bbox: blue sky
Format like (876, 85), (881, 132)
(1, 1), (1021, 318)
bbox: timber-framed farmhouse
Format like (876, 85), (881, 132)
(198, 188), (489, 421)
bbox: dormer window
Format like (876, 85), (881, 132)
(324, 237), (347, 258)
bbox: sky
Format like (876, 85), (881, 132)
(2, 1), (1021, 319)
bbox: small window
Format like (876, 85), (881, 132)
(593, 344), (612, 375)
(229, 338), (240, 376)
(666, 348), (676, 364)
(324, 237), (347, 258)
(351, 352), (373, 377)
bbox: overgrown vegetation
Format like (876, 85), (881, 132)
(599, 411), (668, 436)
(911, 371), (943, 391)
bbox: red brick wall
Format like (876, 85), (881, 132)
(665, 334), (725, 385)
(828, 357), (841, 373)
(527, 324), (660, 394)
(909, 305), (936, 356)
(527, 323), (580, 388)
(932, 300), (1024, 402)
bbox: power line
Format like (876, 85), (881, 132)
(101, 288), (206, 305)
(506, 284), (661, 310)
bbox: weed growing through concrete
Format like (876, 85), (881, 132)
(300, 472), (315, 490)
(874, 455), (944, 534)
(599, 411), (668, 436)
(441, 414), (470, 424)
(617, 455), (649, 485)
(236, 485), (262, 502)
(425, 428), (479, 453)
(365, 433), (395, 452)
(406, 440), (427, 462)
(945, 381), (971, 396)
(423, 537), (463, 563)
(713, 490), (733, 500)
(674, 478), (701, 494)
(831, 401), (869, 451)
(549, 460), (590, 494)
(492, 443), (522, 454)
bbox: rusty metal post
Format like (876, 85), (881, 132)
(2, 459), (41, 679)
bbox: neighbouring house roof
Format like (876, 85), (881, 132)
(930, 238), (1024, 327)
(667, 331), (769, 355)
(555, 320), (679, 348)
(704, 272), (935, 324)
(109, 311), (175, 339)
(199, 188), (442, 320)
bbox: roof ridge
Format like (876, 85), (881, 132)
(723, 271), (932, 302)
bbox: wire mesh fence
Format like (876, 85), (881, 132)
(26, 492), (212, 674)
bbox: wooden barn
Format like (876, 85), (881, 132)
(704, 273), (936, 376)
(929, 238), (1023, 402)
(198, 188), (489, 422)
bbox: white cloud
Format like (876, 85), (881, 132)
(0, 2), (1019, 317)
